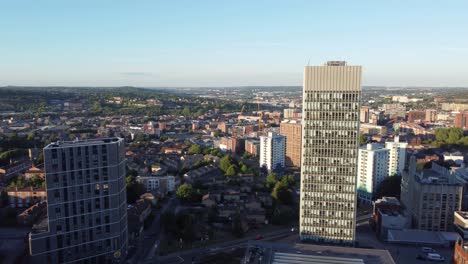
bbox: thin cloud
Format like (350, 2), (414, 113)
(120, 72), (154, 76)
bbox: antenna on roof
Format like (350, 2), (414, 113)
(307, 58), (310, 66)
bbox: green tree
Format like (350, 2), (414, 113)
(435, 128), (449, 142)
(242, 151), (251, 159)
(448, 127), (464, 144)
(226, 165), (237, 176)
(161, 211), (176, 234)
(176, 184), (199, 203)
(175, 212), (196, 244)
(266, 172), (279, 189)
(376, 176), (402, 199)
(271, 181), (293, 205)
(231, 212), (244, 238)
(30, 174), (45, 188)
(181, 106), (191, 117)
(188, 144), (202, 155)
(219, 155), (233, 172)
(280, 175), (295, 188)
(359, 134), (367, 145)
(240, 164), (248, 173)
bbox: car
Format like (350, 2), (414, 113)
(421, 247), (436, 253)
(255, 234), (264, 240)
(426, 253), (444, 262)
(291, 227), (296, 232)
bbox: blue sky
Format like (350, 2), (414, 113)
(1, 0), (467, 87)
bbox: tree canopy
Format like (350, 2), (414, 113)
(266, 172), (279, 190)
(176, 184), (200, 204)
(376, 176), (401, 199)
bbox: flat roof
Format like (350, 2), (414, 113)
(456, 211), (468, 220)
(244, 241), (395, 264)
(44, 137), (123, 149)
(387, 229), (460, 246)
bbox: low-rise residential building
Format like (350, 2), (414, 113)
(372, 197), (407, 239)
(455, 239), (468, 264)
(24, 166), (45, 180)
(0, 160), (33, 180)
(136, 175), (176, 195)
(7, 187), (47, 208)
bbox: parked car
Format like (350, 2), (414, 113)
(421, 247), (436, 253)
(426, 253), (444, 262)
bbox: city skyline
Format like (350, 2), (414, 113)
(1, 1), (468, 87)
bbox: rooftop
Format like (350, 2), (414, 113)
(244, 241), (395, 264)
(45, 137), (123, 149)
(456, 211), (468, 220)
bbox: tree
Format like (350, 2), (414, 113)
(360, 134), (367, 145)
(127, 181), (146, 204)
(30, 174), (45, 188)
(448, 128), (464, 144)
(242, 151), (251, 159)
(271, 181), (293, 205)
(175, 212), (196, 244)
(219, 155), (234, 172)
(188, 144), (202, 155)
(240, 164), (248, 173)
(376, 176), (401, 199)
(266, 172), (278, 189)
(226, 165), (237, 176)
(231, 212), (244, 238)
(161, 211), (177, 234)
(280, 175), (295, 188)
(176, 184), (200, 203)
(182, 106), (192, 117)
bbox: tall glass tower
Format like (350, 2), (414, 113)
(300, 61), (361, 245)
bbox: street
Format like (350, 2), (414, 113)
(128, 195), (178, 263)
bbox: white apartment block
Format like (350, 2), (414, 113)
(385, 136), (407, 176)
(357, 144), (389, 205)
(259, 132), (285, 172)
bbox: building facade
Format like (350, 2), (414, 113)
(245, 139), (260, 157)
(8, 187), (47, 208)
(136, 175), (176, 195)
(357, 144), (389, 205)
(401, 156), (463, 232)
(259, 132), (285, 172)
(279, 120), (302, 167)
(360, 106), (369, 123)
(385, 136), (407, 176)
(29, 138), (128, 263)
(455, 112), (468, 130)
(300, 61), (361, 245)
(425, 109), (437, 123)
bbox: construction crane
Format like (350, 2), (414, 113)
(237, 104), (246, 125)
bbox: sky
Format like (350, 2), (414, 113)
(0, 0), (467, 87)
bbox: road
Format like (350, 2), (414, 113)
(149, 227), (296, 264)
(128, 195), (178, 263)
